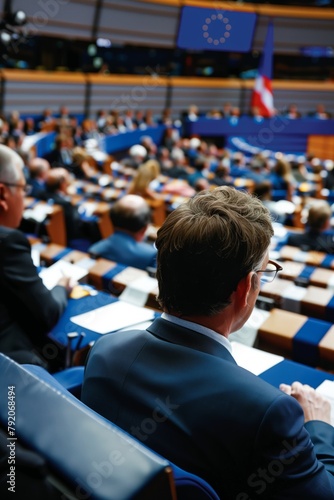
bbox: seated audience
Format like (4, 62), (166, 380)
(69, 147), (98, 180)
(36, 107), (55, 132)
(193, 177), (211, 192)
(121, 144), (147, 170)
(246, 154), (270, 184)
(221, 101), (233, 118)
(250, 106), (266, 120)
(127, 159), (161, 201)
(253, 180), (286, 224)
(287, 201), (334, 253)
(210, 160), (233, 187)
(284, 103), (302, 119)
(269, 156), (295, 201)
(43, 133), (74, 168)
(0, 145), (75, 369)
(206, 108), (222, 119)
(27, 157), (50, 198)
(229, 151), (248, 178)
(324, 161), (334, 191)
(88, 194), (157, 270)
(291, 156), (309, 184)
(309, 103), (332, 120)
(187, 157), (210, 188)
(185, 104), (199, 121)
(44, 167), (83, 244)
(82, 186), (334, 499)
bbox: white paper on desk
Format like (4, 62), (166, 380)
(281, 285), (306, 314)
(24, 204), (52, 223)
(231, 341), (284, 376)
(75, 257), (97, 270)
(119, 276), (158, 307)
(316, 380), (334, 426)
(328, 275), (334, 292)
(70, 300), (155, 334)
(80, 201), (97, 217)
(39, 260), (88, 290)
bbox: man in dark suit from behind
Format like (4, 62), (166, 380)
(287, 201), (334, 253)
(43, 167), (83, 245)
(43, 133), (73, 168)
(82, 186), (334, 499)
(0, 145), (75, 369)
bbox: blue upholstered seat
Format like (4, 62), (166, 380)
(0, 354), (219, 500)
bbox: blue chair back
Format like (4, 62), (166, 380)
(0, 354), (220, 500)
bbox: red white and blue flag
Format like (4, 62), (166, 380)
(251, 22), (274, 118)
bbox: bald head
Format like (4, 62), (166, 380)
(0, 144), (24, 184)
(29, 157), (50, 180)
(117, 194), (149, 210)
(0, 145), (26, 229)
(110, 195), (152, 234)
(45, 167), (70, 193)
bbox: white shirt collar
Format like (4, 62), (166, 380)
(161, 313), (232, 354)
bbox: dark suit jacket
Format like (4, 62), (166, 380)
(82, 318), (334, 499)
(42, 149), (72, 168)
(0, 227), (68, 366)
(287, 229), (334, 254)
(42, 191), (82, 244)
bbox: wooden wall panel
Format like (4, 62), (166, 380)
(1, 70), (87, 115)
(0, 70), (333, 119)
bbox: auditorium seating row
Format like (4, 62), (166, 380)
(272, 243), (334, 269)
(24, 170), (325, 248)
(30, 239), (160, 311)
(28, 237), (334, 371)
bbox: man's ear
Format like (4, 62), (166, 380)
(235, 272), (253, 308)
(0, 184), (9, 212)
(251, 272), (260, 291)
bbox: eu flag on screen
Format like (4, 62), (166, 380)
(177, 7), (257, 52)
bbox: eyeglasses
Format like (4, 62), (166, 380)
(255, 260), (283, 284)
(0, 182), (32, 195)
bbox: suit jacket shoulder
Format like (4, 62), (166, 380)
(82, 318), (334, 499)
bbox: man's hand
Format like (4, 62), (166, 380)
(280, 381), (332, 425)
(56, 275), (78, 294)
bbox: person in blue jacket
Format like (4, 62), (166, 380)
(88, 194), (157, 271)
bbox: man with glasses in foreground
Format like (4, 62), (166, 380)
(82, 186), (334, 499)
(0, 144), (76, 370)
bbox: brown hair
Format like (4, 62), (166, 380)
(156, 186), (273, 316)
(127, 159), (160, 196)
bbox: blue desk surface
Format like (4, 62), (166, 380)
(49, 291), (160, 348)
(49, 292), (118, 347)
(260, 359), (334, 389)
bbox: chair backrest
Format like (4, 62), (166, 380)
(0, 354), (173, 500)
(0, 354), (220, 500)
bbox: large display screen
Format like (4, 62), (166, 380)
(177, 6), (257, 52)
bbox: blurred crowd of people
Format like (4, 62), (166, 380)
(0, 101), (332, 155)
(1, 102), (334, 256)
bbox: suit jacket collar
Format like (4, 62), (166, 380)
(147, 317), (236, 364)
